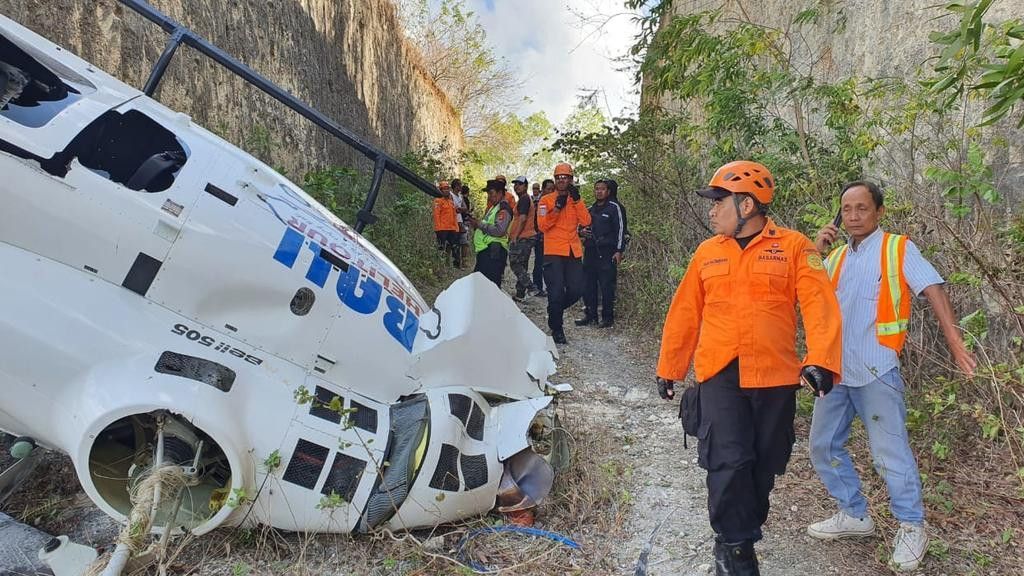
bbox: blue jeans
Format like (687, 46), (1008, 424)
(809, 367), (925, 524)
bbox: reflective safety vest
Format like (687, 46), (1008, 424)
(473, 203), (509, 253)
(512, 196), (538, 239)
(824, 232), (911, 353)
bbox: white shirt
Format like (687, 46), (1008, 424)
(833, 227), (943, 386)
(450, 191), (464, 223)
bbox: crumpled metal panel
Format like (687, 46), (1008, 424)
(408, 274), (558, 400)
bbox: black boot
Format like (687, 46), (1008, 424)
(552, 329), (568, 344)
(714, 541), (760, 576)
(598, 318), (614, 328)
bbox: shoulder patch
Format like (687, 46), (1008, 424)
(538, 205), (548, 217)
(807, 253), (824, 270)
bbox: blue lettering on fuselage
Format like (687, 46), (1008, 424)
(273, 227), (418, 351)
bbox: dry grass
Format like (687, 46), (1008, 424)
(0, 374), (632, 575)
(139, 402), (631, 576)
(3, 448), (85, 535)
(779, 386), (1024, 576)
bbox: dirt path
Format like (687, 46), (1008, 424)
(514, 293), (893, 576)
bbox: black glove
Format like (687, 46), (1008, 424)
(656, 377), (675, 400)
(569, 185), (581, 202)
(800, 365), (834, 396)
(554, 194), (568, 210)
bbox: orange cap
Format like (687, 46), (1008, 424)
(553, 162), (574, 177)
(698, 160), (775, 204)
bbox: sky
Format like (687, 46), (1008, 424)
(463, 0), (644, 125)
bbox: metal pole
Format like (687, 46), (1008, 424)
(143, 29), (185, 96)
(356, 157), (387, 233)
(117, 0), (442, 207)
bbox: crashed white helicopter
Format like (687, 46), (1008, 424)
(0, 0), (568, 556)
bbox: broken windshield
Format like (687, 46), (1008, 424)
(1, 32), (94, 128)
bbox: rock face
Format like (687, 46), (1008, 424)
(645, 1), (1024, 186)
(658, 0), (1020, 83)
(1, 0), (463, 176)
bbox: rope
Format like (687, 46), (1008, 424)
(124, 466), (190, 550)
(83, 465), (193, 576)
(455, 524), (581, 574)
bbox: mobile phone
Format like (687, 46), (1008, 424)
(831, 208), (842, 229)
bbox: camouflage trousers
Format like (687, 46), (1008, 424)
(508, 236), (536, 292)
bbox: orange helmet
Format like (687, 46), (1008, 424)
(553, 162), (574, 177)
(494, 174), (507, 183)
(697, 160), (775, 204)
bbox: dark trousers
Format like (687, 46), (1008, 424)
(474, 243), (507, 287)
(542, 254), (584, 332)
(582, 247), (617, 321)
(697, 359), (797, 543)
(435, 231), (461, 267)
(532, 234), (545, 290)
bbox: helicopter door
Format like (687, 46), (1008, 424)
(0, 99), (209, 294)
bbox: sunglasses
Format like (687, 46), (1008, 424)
(554, 175), (572, 180)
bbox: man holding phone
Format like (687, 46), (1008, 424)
(808, 181), (977, 572)
(537, 163), (591, 344)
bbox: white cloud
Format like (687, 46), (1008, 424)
(467, 0), (642, 125)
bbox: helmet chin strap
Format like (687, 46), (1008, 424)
(731, 194), (749, 238)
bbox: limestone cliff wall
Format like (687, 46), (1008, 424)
(660, 0), (1020, 82)
(645, 0), (1024, 187)
(1, 0), (463, 177)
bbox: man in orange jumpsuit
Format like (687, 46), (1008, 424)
(432, 180), (460, 267)
(536, 162), (591, 344)
(656, 161), (843, 575)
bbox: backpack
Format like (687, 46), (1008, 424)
(678, 383), (700, 449)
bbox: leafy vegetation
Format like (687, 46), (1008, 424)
(553, 0), (1024, 571)
(299, 142), (463, 297)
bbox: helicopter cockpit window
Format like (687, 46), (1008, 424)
(59, 109), (189, 193)
(1, 33), (92, 128)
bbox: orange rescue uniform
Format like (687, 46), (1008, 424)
(433, 196), (459, 232)
(511, 196), (538, 239)
(657, 219), (842, 388)
(536, 194), (592, 257)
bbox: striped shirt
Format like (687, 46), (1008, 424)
(833, 227), (943, 387)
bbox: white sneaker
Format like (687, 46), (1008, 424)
(891, 522), (928, 571)
(807, 511), (876, 540)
